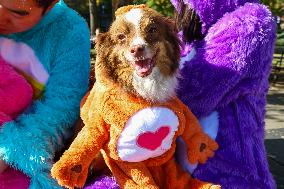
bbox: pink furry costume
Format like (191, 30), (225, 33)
(0, 55), (33, 189)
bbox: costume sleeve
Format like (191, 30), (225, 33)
(51, 84), (108, 188)
(0, 25), (90, 188)
(177, 3), (276, 117)
(181, 104), (218, 164)
(51, 114), (108, 188)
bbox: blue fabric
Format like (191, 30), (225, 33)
(0, 1), (90, 189)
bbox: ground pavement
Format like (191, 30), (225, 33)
(265, 77), (284, 189)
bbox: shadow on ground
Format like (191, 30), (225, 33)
(266, 74), (284, 189)
(265, 139), (284, 189)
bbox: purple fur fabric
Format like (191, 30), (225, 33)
(172, 0), (259, 34)
(84, 176), (120, 189)
(171, 0), (277, 188)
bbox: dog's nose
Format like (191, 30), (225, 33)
(130, 45), (145, 57)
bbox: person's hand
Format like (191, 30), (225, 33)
(0, 159), (8, 174)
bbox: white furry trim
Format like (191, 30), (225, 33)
(199, 111), (219, 139)
(132, 67), (178, 102)
(179, 47), (196, 70)
(0, 37), (49, 84)
(117, 107), (179, 162)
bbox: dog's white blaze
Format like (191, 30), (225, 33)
(125, 9), (147, 47)
(124, 8), (155, 61)
(125, 9), (146, 47)
(132, 37), (146, 46)
(125, 8), (142, 28)
(133, 67), (178, 103)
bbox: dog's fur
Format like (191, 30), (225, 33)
(96, 5), (180, 102)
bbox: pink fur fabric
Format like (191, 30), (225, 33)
(0, 56), (33, 189)
(0, 167), (30, 189)
(0, 56), (33, 126)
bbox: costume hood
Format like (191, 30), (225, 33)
(171, 0), (260, 33)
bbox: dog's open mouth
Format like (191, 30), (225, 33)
(132, 58), (155, 77)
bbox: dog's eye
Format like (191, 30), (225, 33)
(148, 26), (157, 34)
(118, 34), (126, 40)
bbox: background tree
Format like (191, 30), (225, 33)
(88, 0), (97, 36)
(261, 0), (284, 45)
(261, 0), (284, 17)
(65, 0), (283, 45)
(65, 0), (90, 22)
(65, 0), (175, 33)
(112, 0), (134, 18)
(133, 0), (174, 17)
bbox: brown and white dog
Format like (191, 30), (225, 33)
(51, 5), (219, 189)
(96, 4), (180, 102)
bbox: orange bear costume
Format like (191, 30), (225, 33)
(51, 67), (219, 189)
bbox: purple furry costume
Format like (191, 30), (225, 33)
(173, 0), (276, 188)
(85, 0), (276, 188)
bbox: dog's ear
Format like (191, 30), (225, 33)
(95, 32), (112, 56)
(163, 17), (181, 62)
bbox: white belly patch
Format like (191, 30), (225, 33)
(117, 107), (179, 162)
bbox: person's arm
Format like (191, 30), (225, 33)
(0, 27), (90, 181)
(177, 3), (276, 118)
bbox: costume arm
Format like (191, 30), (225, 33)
(0, 25), (90, 185)
(51, 112), (108, 188)
(178, 3), (276, 117)
(181, 105), (218, 164)
(51, 85), (109, 188)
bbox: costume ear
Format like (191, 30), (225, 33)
(174, 5), (204, 43)
(95, 32), (112, 55)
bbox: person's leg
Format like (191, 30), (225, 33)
(0, 167), (30, 189)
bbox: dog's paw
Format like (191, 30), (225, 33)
(187, 133), (219, 164)
(51, 160), (88, 189)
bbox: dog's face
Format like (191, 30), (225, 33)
(96, 5), (180, 102)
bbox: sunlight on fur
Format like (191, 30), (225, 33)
(133, 67), (178, 102)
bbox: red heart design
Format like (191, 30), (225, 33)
(137, 126), (170, 151)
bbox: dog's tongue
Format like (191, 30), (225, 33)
(134, 59), (153, 77)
